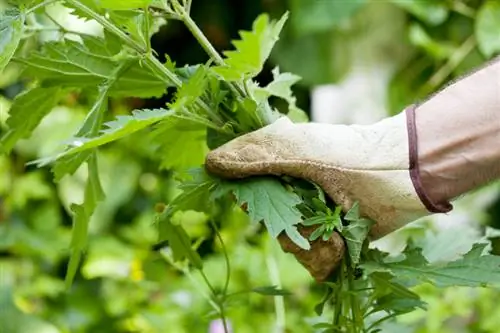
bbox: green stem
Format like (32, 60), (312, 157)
(424, 35), (476, 93)
(172, 0), (246, 98)
(25, 0), (57, 14)
(63, 0), (226, 127)
(64, 0), (180, 86)
(266, 237), (286, 333)
(333, 261), (344, 328)
(346, 260), (363, 333)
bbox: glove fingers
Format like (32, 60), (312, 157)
(205, 117), (296, 179)
(278, 225), (345, 282)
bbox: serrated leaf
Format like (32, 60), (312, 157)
(0, 8), (24, 73)
(156, 168), (214, 268)
(34, 109), (173, 167)
(475, 1), (500, 58)
(150, 117), (208, 173)
(365, 242), (500, 288)
(252, 285), (292, 296)
(253, 66), (301, 103)
(212, 12), (288, 81)
(158, 219), (203, 269)
(18, 37), (167, 98)
(162, 168), (217, 218)
(64, 0), (105, 21)
(214, 177), (309, 249)
(101, 0), (153, 10)
(0, 87), (63, 153)
(343, 202), (375, 266)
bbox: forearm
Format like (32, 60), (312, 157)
(413, 58), (500, 209)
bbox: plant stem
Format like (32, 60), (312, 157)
(266, 237), (286, 333)
(424, 35), (476, 93)
(172, 0), (246, 97)
(346, 260), (363, 333)
(63, 0), (226, 127)
(64, 0), (180, 86)
(25, 0), (57, 14)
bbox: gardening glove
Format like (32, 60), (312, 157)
(205, 105), (452, 281)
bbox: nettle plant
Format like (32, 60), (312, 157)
(2, 1), (500, 332)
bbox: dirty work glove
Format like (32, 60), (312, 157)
(205, 106), (452, 281)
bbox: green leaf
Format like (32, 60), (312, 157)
(18, 36), (167, 98)
(212, 12), (288, 81)
(365, 243), (500, 288)
(289, 0), (366, 36)
(101, 0), (153, 10)
(214, 177), (309, 250)
(252, 286), (292, 296)
(156, 169), (214, 268)
(35, 109), (173, 166)
(0, 87), (63, 153)
(65, 153), (105, 288)
(343, 202), (375, 266)
(162, 168), (217, 218)
(391, 0), (448, 26)
(159, 219), (203, 269)
(150, 118), (208, 173)
(475, 1), (500, 58)
(254, 67), (301, 102)
(0, 8), (24, 73)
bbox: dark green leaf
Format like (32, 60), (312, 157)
(343, 202), (375, 266)
(18, 37), (167, 98)
(214, 177), (309, 249)
(365, 242), (500, 288)
(0, 8), (24, 73)
(158, 218), (203, 269)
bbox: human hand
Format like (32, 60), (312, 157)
(205, 108), (439, 281)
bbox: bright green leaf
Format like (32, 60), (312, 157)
(475, 1), (500, 58)
(289, 0), (366, 36)
(65, 153), (105, 288)
(0, 87), (63, 153)
(252, 286), (292, 296)
(0, 8), (24, 73)
(391, 0), (448, 26)
(212, 12), (289, 81)
(150, 118), (208, 173)
(101, 0), (153, 10)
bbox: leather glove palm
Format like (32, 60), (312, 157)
(205, 108), (443, 281)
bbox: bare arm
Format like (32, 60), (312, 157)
(415, 57), (500, 208)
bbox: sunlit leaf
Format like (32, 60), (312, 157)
(0, 8), (24, 73)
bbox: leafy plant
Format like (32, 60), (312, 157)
(1, 1), (500, 332)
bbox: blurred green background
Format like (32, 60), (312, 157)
(2, 0), (500, 332)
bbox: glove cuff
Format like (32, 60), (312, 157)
(405, 104), (453, 213)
